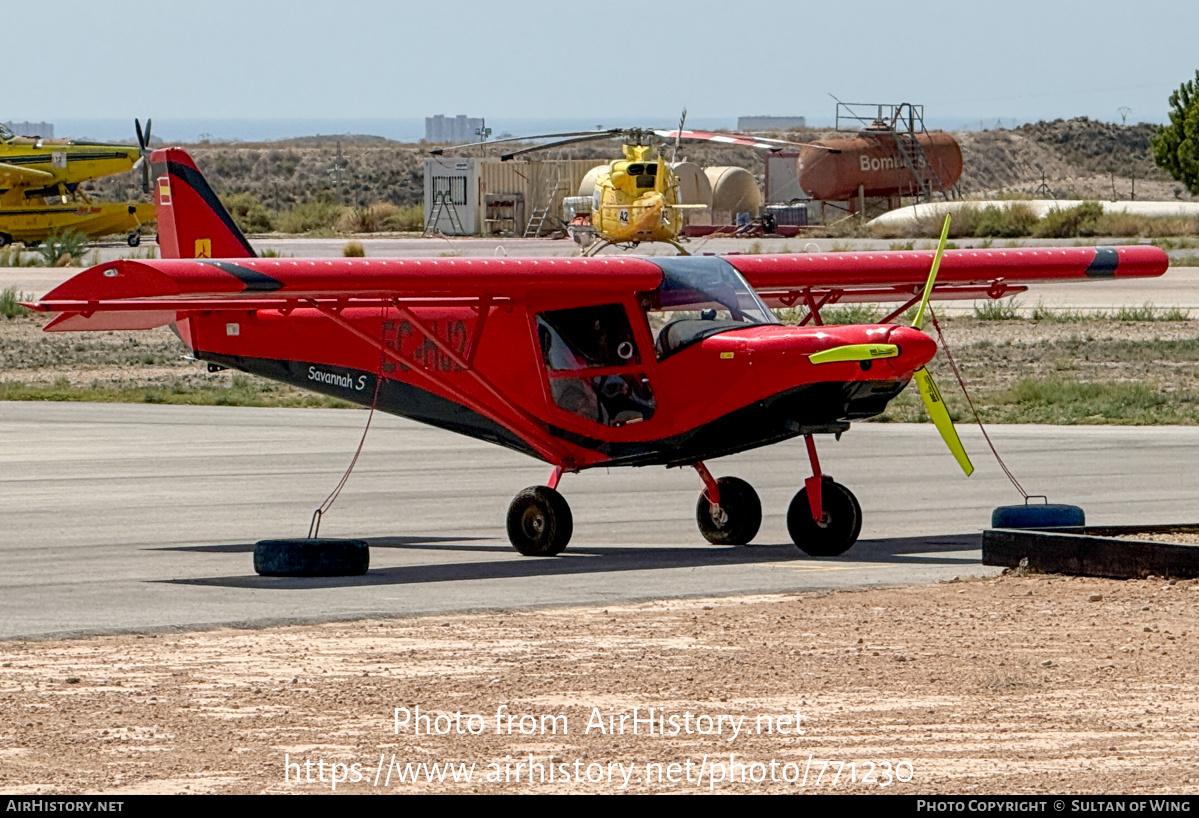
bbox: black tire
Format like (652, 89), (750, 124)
(696, 476), (762, 546)
(787, 480), (861, 557)
(0, 233), (10, 248)
(253, 538), (369, 577)
(127, 232), (141, 247)
(507, 486), (573, 556)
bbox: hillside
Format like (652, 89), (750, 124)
(88, 118), (1192, 222)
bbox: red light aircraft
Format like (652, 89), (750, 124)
(27, 149), (1169, 558)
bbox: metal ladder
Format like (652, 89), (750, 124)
(524, 174), (567, 238)
(423, 191), (464, 237)
(888, 104), (947, 202)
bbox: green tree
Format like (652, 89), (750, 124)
(1153, 69), (1199, 194)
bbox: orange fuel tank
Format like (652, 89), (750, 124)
(797, 130), (962, 201)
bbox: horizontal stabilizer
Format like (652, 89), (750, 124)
(43, 310), (176, 332)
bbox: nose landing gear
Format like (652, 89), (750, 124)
(694, 465), (762, 546)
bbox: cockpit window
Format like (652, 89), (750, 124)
(0, 124), (13, 141)
(641, 256), (777, 360)
(536, 303), (655, 427)
(537, 304), (641, 371)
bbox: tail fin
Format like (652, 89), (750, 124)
(151, 147), (256, 259)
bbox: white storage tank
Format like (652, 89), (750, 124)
(705, 166), (762, 224)
(577, 165), (610, 198)
(670, 161), (713, 226)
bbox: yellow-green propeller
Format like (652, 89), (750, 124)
(912, 215), (974, 476)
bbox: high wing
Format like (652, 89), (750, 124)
(28, 246), (1167, 332)
(0, 162), (55, 186)
(724, 246), (1168, 317)
(27, 256), (664, 332)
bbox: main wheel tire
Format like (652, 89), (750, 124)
(0, 233), (10, 248)
(507, 486), (573, 556)
(787, 480), (861, 557)
(253, 538), (369, 577)
(696, 476), (762, 546)
(127, 232), (141, 247)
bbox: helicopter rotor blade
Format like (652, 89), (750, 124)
(654, 129), (841, 153)
(429, 129), (625, 156)
(672, 108), (686, 162)
(497, 132), (631, 161)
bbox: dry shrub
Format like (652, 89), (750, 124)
(1034, 201), (1104, 238)
(974, 203), (1038, 237)
(276, 199), (342, 233)
(342, 241), (365, 257)
(334, 203), (423, 233)
(381, 204), (424, 232)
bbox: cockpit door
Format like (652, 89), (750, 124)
(533, 300), (663, 431)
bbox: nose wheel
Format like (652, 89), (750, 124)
(507, 485), (573, 556)
(787, 478), (861, 556)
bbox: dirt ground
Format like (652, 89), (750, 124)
(2, 573), (1198, 795)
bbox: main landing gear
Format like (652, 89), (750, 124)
(506, 467), (573, 556)
(690, 434), (862, 557)
(505, 435), (863, 558)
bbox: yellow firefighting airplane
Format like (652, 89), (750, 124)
(0, 119), (155, 247)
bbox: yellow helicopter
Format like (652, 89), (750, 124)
(576, 138), (700, 255)
(0, 119), (155, 248)
(432, 114), (829, 256)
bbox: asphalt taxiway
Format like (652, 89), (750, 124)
(2, 402), (1196, 639)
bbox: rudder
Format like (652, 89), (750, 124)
(151, 148), (256, 259)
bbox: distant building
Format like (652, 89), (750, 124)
(425, 115), (485, 144)
(3, 121), (54, 139)
(737, 116), (805, 132)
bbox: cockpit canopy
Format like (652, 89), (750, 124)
(0, 124), (14, 141)
(642, 257), (778, 359)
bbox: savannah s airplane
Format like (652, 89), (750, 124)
(27, 149), (1168, 566)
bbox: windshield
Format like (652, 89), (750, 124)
(641, 256), (777, 360)
(0, 124), (13, 141)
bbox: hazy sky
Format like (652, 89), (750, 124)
(8, 0), (1196, 127)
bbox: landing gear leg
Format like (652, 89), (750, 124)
(693, 461), (761, 546)
(506, 466), (573, 556)
(787, 435), (862, 557)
